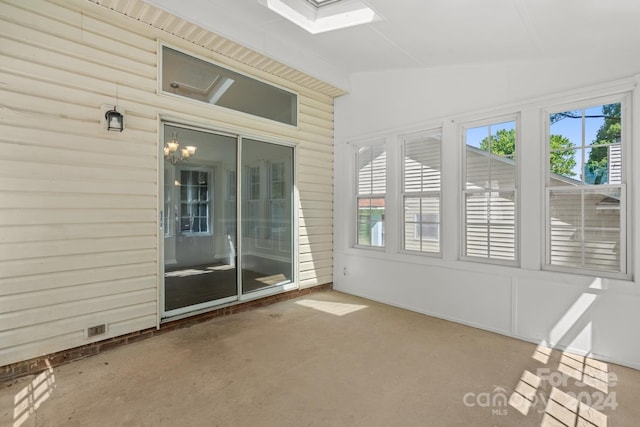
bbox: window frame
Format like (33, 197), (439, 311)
(159, 43), (299, 128)
(400, 129), (442, 256)
(543, 93), (631, 279)
(177, 166), (214, 236)
(245, 164), (262, 239)
(354, 139), (387, 250)
(163, 166), (174, 239)
(460, 115), (521, 266)
(268, 161), (291, 253)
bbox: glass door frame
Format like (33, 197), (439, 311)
(159, 122), (239, 319)
(237, 135), (299, 302)
(158, 120), (299, 321)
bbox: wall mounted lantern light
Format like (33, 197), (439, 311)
(105, 106), (124, 132)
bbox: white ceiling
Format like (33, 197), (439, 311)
(145, 0), (640, 91)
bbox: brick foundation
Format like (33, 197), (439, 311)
(0, 283), (332, 382)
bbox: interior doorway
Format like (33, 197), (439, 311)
(160, 123), (294, 318)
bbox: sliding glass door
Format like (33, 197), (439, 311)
(161, 124), (294, 317)
(241, 139), (293, 294)
(162, 125), (238, 315)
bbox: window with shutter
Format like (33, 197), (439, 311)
(401, 130), (441, 254)
(545, 98), (628, 276)
(355, 142), (386, 247)
(462, 118), (518, 264)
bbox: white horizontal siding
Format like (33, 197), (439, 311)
(0, 309), (157, 365)
(0, 236), (156, 261)
(0, 0), (337, 366)
(0, 264), (158, 296)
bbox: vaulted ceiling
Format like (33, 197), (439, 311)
(144, 0), (640, 91)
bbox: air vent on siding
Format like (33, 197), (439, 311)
(86, 324), (107, 338)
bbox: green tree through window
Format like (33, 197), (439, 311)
(587, 103), (621, 184)
(549, 104), (621, 184)
(478, 128), (576, 176)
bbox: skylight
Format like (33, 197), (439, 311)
(263, 0), (381, 34)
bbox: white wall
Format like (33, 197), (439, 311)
(337, 53), (640, 137)
(333, 55), (640, 369)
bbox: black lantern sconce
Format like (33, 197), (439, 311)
(105, 106), (124, 132)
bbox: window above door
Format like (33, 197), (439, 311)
(161, 46), (298, 126)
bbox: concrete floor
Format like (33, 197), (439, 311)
(2, 290), (639, 426)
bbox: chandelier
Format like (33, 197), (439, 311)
(164, 132), (197, 164)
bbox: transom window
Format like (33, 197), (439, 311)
(162, 46), (297, 126)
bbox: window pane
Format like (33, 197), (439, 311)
(270, 162), (285, 199)
(356, 141), (386, 249)
(548, 188), (622, 272)
(404, 225), (420, 252)
(585, 188), (621, 272)
(464, 120), (518, 261)
(489, 156), (516, 189)
(466, 145), (489, 190)
(177, 169), (211, 234)
(198, 171), (207, 185)
(547, 98), (626, 275)
(584, 230), (621, 271)
(549, 191), (582, 227)
(465, 191), (515, 260)
(488, 192), (516, 260)
(357, 197), (384, 247)
(550, 110), (582, 147)
(465, 121), (516, 191)
(420, 197), (440, 253)
(549, 146), (579, 184)
(550, 227), (582, 268)
(403, 134), (441, 192)
(404, 196), (420, 224)
(163, 46), (297, 126)
(357, 146), (372, 194)
(549, 103), (622, 186)
(402, 195), (440, 253)
(402, 131), (441, 253)
(357, 197), (372, 246)
(404, 161), (422, 192)
(241, 139), (293, 294)
(465, 193), (489, 258)
(357, 144), (386, 195)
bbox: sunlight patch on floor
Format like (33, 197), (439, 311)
(541, 387), (607, 427)
(532, 343), (552, 364)
(13, 360), (56, 427)
(508, 370), (541, 416)
(295, 299), (368, 316)
(558, 351), (610, 393)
